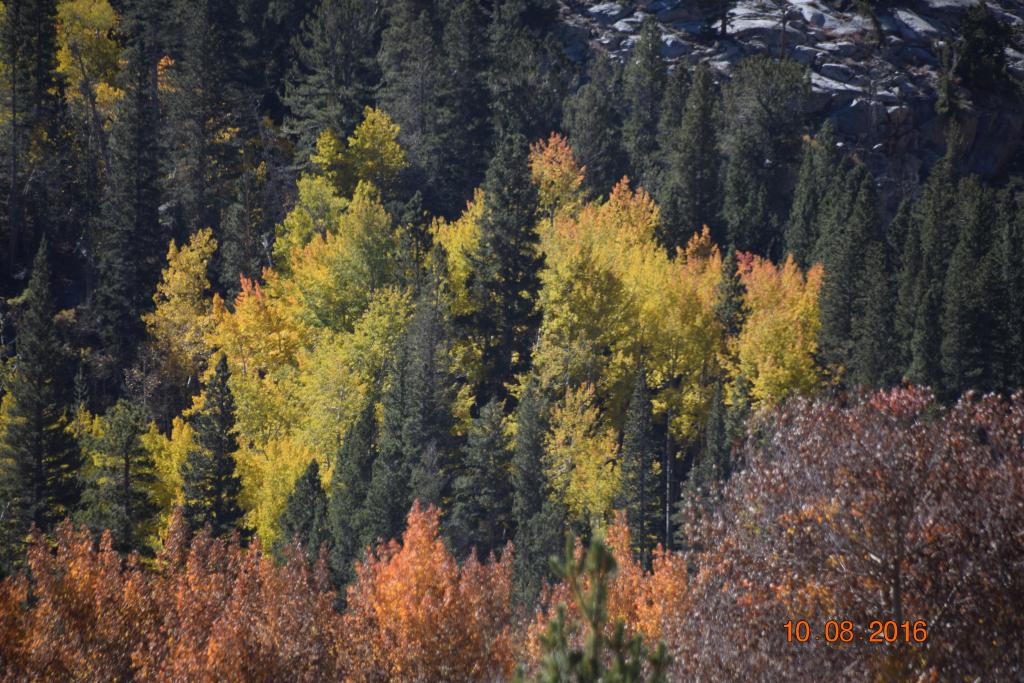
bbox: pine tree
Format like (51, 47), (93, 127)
(511, 377), (564, 605)
(466, 128), (544, 408)
(850, 242), (899, 389)
(78, 400), (157, 553)
(378, 0), (442, 199)
(562, 54), (626, 200)
(180, 355), (248, 540)
(721, 57), (808, 257)
(658, 64), (720, 252)
(0, 240), (82, 571)
(998, 184), (1024, 390)
(275, 459), (330, 565)
(940, 178), (1001, 396)
(433, 0), (491, 215)
(486, 0), (566, 142)
(284, 0), (382, 164)
(818, 166), (879, 377)
(784, 121), (838, 268)
(657, 65), (691, 140)
(360, 451), (407, 549)
(616, 368), (660, 567)
(1, 0), (64, 277)
(714, 244), (748, 340)
(449, 399), (513, 560)
(905, 157), (958, 388)
(328, 400), (378, 586)
(163, 0), (244, 238)
(91, 22), (162, 375)
(622, 18), (666, 192)
(402, 291), (456, 507)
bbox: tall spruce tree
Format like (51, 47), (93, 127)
(721, 57), (808, 257)
(449, 399), (513, 560)
(998, 183), (1024, 390)
(714, 244), (748, 340)
(850, 242), (899, 389)
(328, 400), (377, 586)
(402, 291), (457, 506)
(904, 156), (958, 389)
(465, 127), (544, 408)
(622, 18), (666, 192)
(940, 178), (1002, 396)
(818, 166), (879, 378)
(78, 400), (157, 553)
(486, 0), (565, 142)
(275, 459), (330, 565)
(784, 121), (839, 268)
(433, 0), (491, 215)
(92, 22), (162, 376)
(616, 367), (660, 567)
(0, 240), (81, 571)
(378, 0), (442, 201)
(511, 377), (564, 605)
(563, 54), (626, 200)
(1, 0), (64, 278)
(180, 355), (248, 540)
(657, 64), (720, 252)
(283, 0), (382, 164)
(163, 0), (245, 238)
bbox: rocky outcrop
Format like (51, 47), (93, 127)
(556, 0), (1024, 210)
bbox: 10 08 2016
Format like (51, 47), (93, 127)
(784, 620), (928, 644)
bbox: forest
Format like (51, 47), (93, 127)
(0, 0), (1022, 680)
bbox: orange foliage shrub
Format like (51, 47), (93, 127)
(0, 505), (518, 682)
(341, 502), (517, 681)
(524, 513), (687, 667)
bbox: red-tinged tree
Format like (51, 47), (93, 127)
(6, 524), (156, 681)
(671, 387), (1024, 681)
(341, 501), (518, 681)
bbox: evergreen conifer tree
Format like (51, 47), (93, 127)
(563, 54), (626, 200)
(784, 121), (838, 268)
(0, 240), (82, 571)
(658, 64), (720, 252)
(79, 400), (157, 553)
(511, 377), (564, 605)
(378, 0), (442, 200)
(1, 0), (64, 276)
(622, 18), (666, 192)
(721, 57), (808, 257)
(940, 178), (1001, 396)
(283, 0), (382, 164)
(850, 242), (899, 388)
(402, 292), (456, 506)
(328, 400), (378, 586)
(163, 0), (245, 237)
(905, 157), (958, 388)
(486, 0), (566, 142)
(998, 184), (1024, 390)
(433, 0), (491, 215)
(92, 22), (162, 375)
(714, 244), (748, 340)
(275, 459), (330, 565)
(466, 128), (544, 408)
(180, 355), (248, 540)
(615, 367), (660, 566)
(818, 166), (879, 377)
(449, 399), (513, 560)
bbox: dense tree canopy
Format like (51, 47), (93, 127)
(1, 0), (1022, 677)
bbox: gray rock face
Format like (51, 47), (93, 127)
(588, 2), (631, 24)
(564, 0), (1024, 204)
